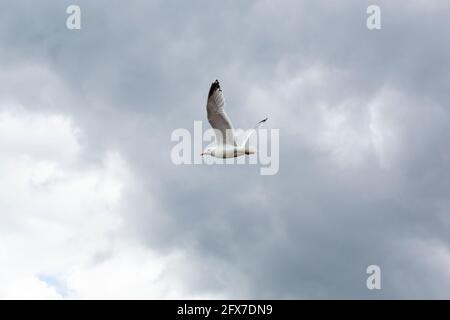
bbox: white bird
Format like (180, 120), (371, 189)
(201, 79), (268, 158)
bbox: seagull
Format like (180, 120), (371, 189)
(201, 79), (268, 158)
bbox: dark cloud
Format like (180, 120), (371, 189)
(1, 0), (450, 298)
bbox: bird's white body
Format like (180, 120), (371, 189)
(209, 145), (256, 158)
(201, 80), (267, 159)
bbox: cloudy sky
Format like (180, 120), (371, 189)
(1, 0), (450, 299)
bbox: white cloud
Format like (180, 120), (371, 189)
(0, 108), (196, 299)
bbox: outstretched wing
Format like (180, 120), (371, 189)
(236, 118), (268, 147)
(206, 80), (236, 146)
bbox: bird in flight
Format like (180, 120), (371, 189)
(201, 79), (268, 158)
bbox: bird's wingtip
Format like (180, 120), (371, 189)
(208, 79), (221, 98)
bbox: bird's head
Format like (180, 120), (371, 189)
(200, 147), (214, 157)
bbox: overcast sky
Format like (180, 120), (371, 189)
(1, 0), (450, 299)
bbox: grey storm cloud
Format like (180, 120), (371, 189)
(1, 0), (450, 298)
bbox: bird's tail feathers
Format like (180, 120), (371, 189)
(236, 117), (268, 147)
